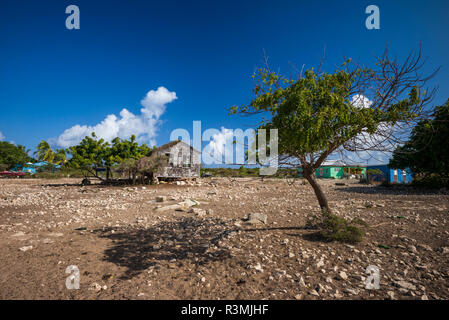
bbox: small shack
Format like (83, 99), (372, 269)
(152, 140), (201, 179)
(366, 164), (413, 184)
(297, 160), (366, 179)
(11, 161), (61, 175)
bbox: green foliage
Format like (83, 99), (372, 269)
(320, 212), (364, 244)
(68, 133), (151, 179)
(134, 154), (169, 184)
(35, 140), (67, 165)
(367, 169), (384, 175)
(411, 174), (449, 189)
(68, 133), (111, 177)
(30, 167), (85, 179)
(0, 141), (32, 170)
(200, 167), (260, 177)
(232, 67), (419, 161)
(231, 51), (431, 214)
(390, 99), (449, 178)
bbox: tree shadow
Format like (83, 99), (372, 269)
(336, 185), (441, 196)
(93, 217), (234, 279)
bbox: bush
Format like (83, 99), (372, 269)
(200, 167), (259, 177)
(30, 167), (85, 179)
(319, 212), (364, 244)
(412, 174), (449, 189)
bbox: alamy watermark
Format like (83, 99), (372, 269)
(65, 265), (80, 289)
(170, 121), (278, 175)
(66, 5), (80, 30)
(365, 5), (380, 30)
(365, 265), (380, 289)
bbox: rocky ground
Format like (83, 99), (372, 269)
(0, 177), (448, 300)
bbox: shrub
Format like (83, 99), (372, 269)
(412, 174), (449, 189)
(319, 212), (364, 244)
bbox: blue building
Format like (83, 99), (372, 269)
(366, 164), (413, 184)
(12, 161), (61, 175)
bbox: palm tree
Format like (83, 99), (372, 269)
(53, 149), (67, 165)
(35, 140), (53, 162)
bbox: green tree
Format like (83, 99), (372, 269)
(68, 133), (111, 180)
(35, 140), (67, 165)
(53, 149), (67, 165)
(390, 99), (449, 177)
(68, 133), (152, 181)
(231, 48), (436, 213)
(0, 141), (32, 170)
(136, 153), (168, 184)
(112, 135), (151, 182)
(35, 140), (53, 162)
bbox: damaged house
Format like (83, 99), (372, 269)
(150, 140), (201, 180)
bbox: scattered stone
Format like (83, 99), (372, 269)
(253, 263), (263, 272)
(246, 213), (267, 225)
(407, 245), (418, 254)
(19, 246), (33, 252)
(47, 232), (64, 237)
(344, 288), (359, 295)
(387, 291), (395, 300)
(155, 196), (166, 202)
(417, 244), (432, 251)
(11, 232), (26, 237)
(309, 289), (319, 296)
(188, 208), (206, 217)
(89, 282), (102, 292)
(393, 280), (417, 291)
(337, 271), (348, 281)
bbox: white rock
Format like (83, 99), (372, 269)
(253, 263), (264, 272)
(337, 271), (348, 281)
(246, 213), (267, 224)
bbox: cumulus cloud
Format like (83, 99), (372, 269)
(338, 94), (400, 164)
(205, 127), (234, 157)
(202, 127), (258, 165)
(54, 87), (177, 148)
(351, 94), (373, 109)
(0, 131), (4, 141)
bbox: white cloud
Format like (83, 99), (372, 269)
(53, 87), (177, 148)
(340, 94), (400, 163)
(351, 94), (373, 109)
(206, 127), (234, 157)
(0, 131), (4, 141)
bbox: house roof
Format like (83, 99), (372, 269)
(154, 140), (201, 154)
(321, 159), (365, 167)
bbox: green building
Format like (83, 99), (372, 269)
(298, 160), (366, 179)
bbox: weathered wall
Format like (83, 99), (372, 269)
(155, 142), (201, 178)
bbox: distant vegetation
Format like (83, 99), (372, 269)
(390, 99), (449, 188)
(201, 167), (298, 178)
(0, 141), (32, 170)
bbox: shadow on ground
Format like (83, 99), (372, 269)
(93, 217), (234, 279)
(336, 185), (442, 196)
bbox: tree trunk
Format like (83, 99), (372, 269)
(106, 167), (110, 181)
(304, 172), (331, 213)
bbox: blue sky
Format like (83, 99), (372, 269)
(0, 0), (448, 164)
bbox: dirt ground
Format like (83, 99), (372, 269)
(0, 177), (448, 300)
